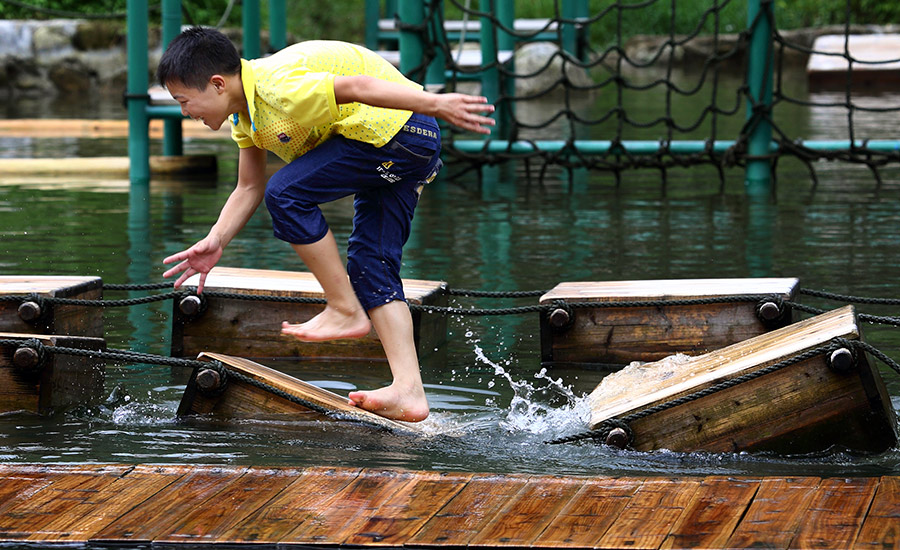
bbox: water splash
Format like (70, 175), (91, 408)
(473, 344), (590, 435)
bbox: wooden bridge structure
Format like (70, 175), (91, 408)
(0, 463), (897, 548)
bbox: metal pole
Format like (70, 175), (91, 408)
(365, 0), (381, 50)
(479, 0), (501, 135)
(161, 0), (182, 156)
(424, 0), (445, 87)
(398, 0), (424, 79)
(269, 0), (287, 51)
(242, 0), (261, 59)
(127, 0), (150, 186)
(745, 0), (774, 194)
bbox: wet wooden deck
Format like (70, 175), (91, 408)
(0, 464), (897, 548)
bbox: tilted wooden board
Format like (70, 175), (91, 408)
(179, 352), (422, 435)
(591, 305), (858, 422)
(588, 305), (899, 453)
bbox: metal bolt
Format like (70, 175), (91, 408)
(17, 301), (42, 323)
(12, 347), (41, 371)
(549, 308), (571, 329)
(829, 347), (855, 372)
(605, 427), (630, 449)
(179, 295), (203, 316)
(757, 301), (782, 321)
(196, 368), (223, 393)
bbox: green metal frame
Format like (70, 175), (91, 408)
(371, 0), (786, 191)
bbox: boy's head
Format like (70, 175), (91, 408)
(157, 26), (241, 89)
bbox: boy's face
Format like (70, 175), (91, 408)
(167, 77), (230, 131)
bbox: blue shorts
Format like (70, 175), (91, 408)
(264, 113), (442, 311)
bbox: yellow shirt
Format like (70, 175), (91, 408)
(230, 40), (421, 162)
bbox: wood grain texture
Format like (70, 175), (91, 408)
(0, 465), (895, 549)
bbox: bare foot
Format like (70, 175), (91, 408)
(281, 306), (371, 342)
(348, 384), (429, 422)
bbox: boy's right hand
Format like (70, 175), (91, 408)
(162, 235), (223, 294)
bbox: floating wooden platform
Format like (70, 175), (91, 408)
(0, 463), (896, 549)
(589, 305), (898, 455)
(178, 352), (421, 434)
(540, 277), (798, 367)
(0, 275), (104, 338)
(0, 118), (230, 139)
(0, 332), (106, 414)
(171, 266), (448, 361)
(0, 155), (217, 180)
(807, 34), (900, 90)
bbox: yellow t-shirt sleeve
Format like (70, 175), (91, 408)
(231, 124), (255, 148)
(259, 69), (340, 127)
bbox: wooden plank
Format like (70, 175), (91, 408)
(0, 464), (131, 541)
(27, 464), (191, 543)
(790, 477), (878, 550)
(727, 477), (822, 549)
(532, 477), (642, 547)
(661, 476), (759, 549)
(541, 278), (799, 302)
(179, 352), (422, 434)
(343, 471), (474, 546)
(0, 468), (55, 517)
(855, 476), (900, 550)
(280, 469), (420, 544)
(0, 118), (230, 139)
(218, 467), (362, 544)
(594, 478), (702, 550)
(90, 465), (247, 544)
(807, 34), (900, 90)
(407, 473), (531, 547)
(468, 476), (585, 547)
(155, 467), (305, 544)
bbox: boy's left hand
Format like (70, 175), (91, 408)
(435, 94), (496, 134)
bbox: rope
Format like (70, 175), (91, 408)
(799, 287), (900, 306)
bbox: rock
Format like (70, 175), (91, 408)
(73, 21), (123, 51)
(514, 41), (594, 95)
(48, 57), (95, 94)
(33, 21), (77, 57)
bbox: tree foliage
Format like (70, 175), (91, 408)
(0, 0), (898, 43)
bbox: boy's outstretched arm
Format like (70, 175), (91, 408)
(333, 75), (496, 134)
(163, 146), (268, 293)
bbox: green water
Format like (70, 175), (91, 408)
(3, 80), (900, 478)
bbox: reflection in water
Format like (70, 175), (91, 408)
(127, 183), (153, 353)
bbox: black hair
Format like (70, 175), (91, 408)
(157, 26), (241, 89)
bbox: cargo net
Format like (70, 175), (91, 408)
(389, 0), (900, 186)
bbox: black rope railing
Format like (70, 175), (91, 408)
(4, 285), (900, 325)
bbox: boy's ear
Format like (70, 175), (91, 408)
(209, 74), (227, 92)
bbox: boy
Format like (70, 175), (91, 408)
(158, 27), (494, 422)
